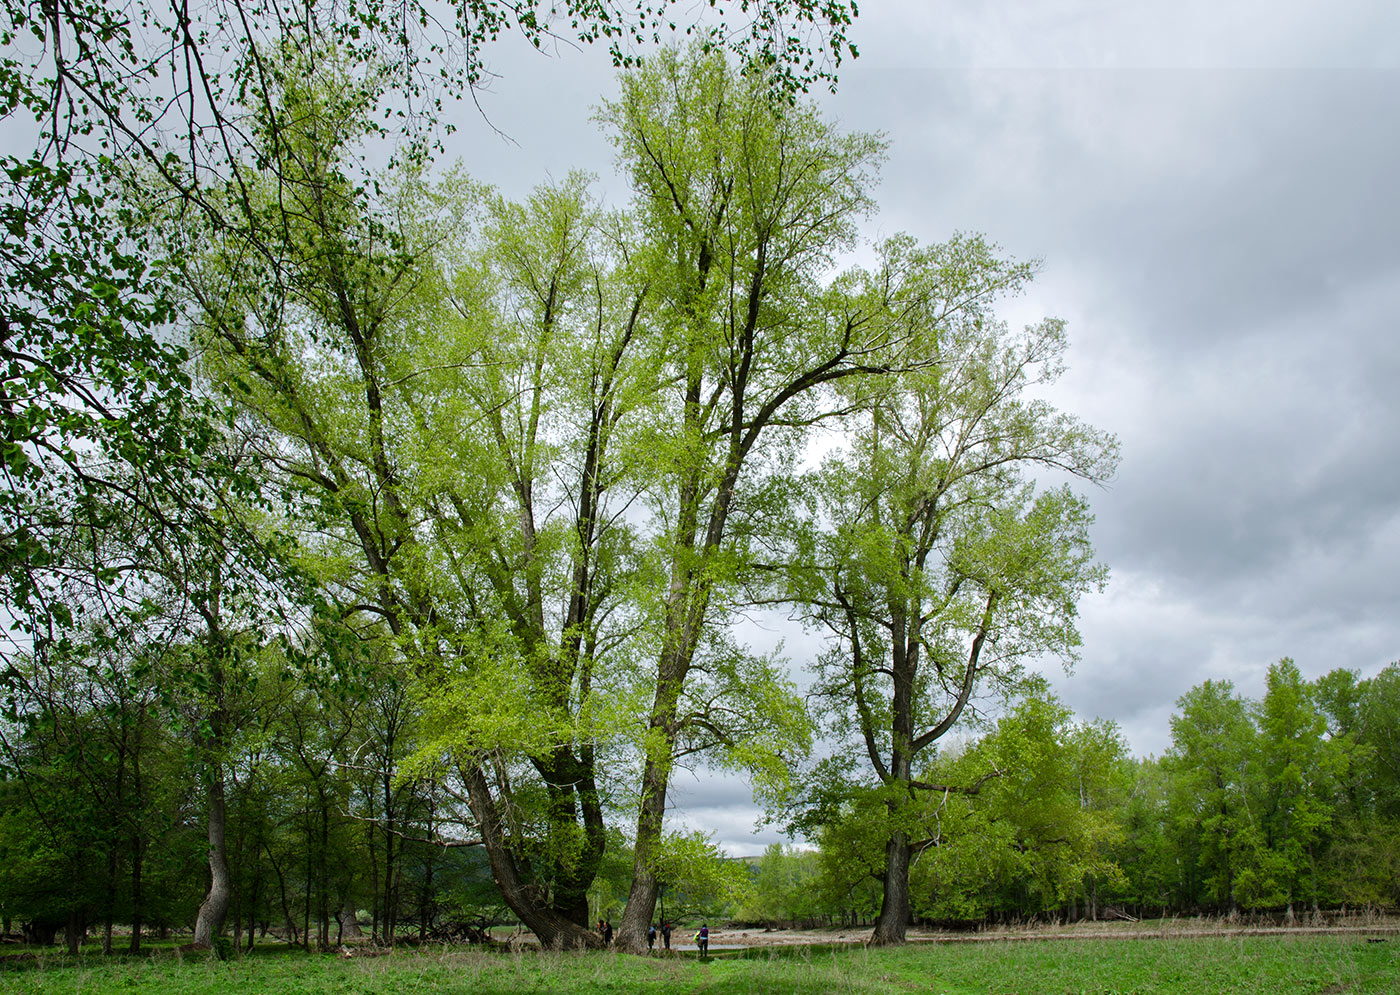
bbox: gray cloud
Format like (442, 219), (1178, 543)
(666, 768), (788, 858)
(816, 6), (1398, 766)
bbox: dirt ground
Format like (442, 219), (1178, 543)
(730, 917), (1400, 947)
(601, 914), (1400, 950)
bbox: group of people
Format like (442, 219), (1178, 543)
(645, 921), (672, 950)
(596, 919), (709, 954)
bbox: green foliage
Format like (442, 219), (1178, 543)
(648, 831), (751, 921)
(1356, 663), (1400, 819)
(802, 692), (1130, 926)
(1156, 665), (1383, 915)
(0, 641), (206, 947)
(904, 695), (1126, 921)
(1107, 757), (1176, 914)
(737, 844), (824, 924)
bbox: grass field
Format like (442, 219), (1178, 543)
(0, 933), (1394, 994)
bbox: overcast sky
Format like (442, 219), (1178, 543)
(438, 1), (1400, 854)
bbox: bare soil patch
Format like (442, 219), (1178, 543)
(497, 913), (1399, 951)
(684, 914), (1400, 949)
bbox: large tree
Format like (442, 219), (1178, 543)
(1255, 658), (1347, 918)
(796, 242), (1117, 943)
(183, 50), (667, 945)
(598, 47), (923, 950)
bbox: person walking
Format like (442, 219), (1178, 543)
(661, 921), (672, 950)
(603, 919), (614, 945)
(647, 923), (656, 951)
(697, 923), (708, 956)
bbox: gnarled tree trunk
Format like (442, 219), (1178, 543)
(464, 765), (602, 950)
(193, 766), (231, 948)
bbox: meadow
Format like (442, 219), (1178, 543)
(0, 933), (1394, 995)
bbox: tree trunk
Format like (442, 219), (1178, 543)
(464, 764), (602, 950)
(363, 789), (381, 943)
(869, 592), (921, 949)
(419, 847), (432, 943)
(102, 840), (117, 954)
(532, 747), (607, 928)
(194, 767), (231, 947)
(128, 754), (146, 953)
(870, 832), (911, 946)
(318, 794), (330, 950)
(194, 587), (232, 951)
(61, 854), (84, 951)
(617, 752), (669, 951)
(302, 817), (312, 950)
(65, 903), (84, 956)
(339, 898), (362, 939)
(247, 874), (261, 950)
(381, 772), (396, 945)
(619, 615), (700, 955)
(265, 840), (297, 945)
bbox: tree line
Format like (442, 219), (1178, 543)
(4, 649), (1395, 952)
(768, 660), (1400, 928)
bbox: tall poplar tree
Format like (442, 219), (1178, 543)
(795, 237), (1116, 944)
(599, 48), (909, 950)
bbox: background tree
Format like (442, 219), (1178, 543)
(1254, 658), (1346, 919)
(0, 635), (197, 952)
(904, 695), (1125, 924)
(1107, 756), (1175, 918)
(1163, 680), (1259, 915)
(1354, 664), (1400, 825)
(1062, 716), (1132, 920)
(1328, 663), (1400, 906)
(739, 843), (825, 926)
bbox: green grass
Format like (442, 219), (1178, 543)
(0, 935), (1393, 994)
